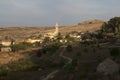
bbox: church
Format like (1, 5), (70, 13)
(44, 23), (59, 39)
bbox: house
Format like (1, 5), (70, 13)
(69, 32), (82, 40)
(1, 40), (12, 46)
(26, 38), (43, 43)
(1, 47), (12, 52)
(59, 39), (67, 43)
(15, 39), (25, 44)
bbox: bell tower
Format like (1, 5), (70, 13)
(54, 22), (59, 35)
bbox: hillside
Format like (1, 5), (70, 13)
(0, 19), (105, 40)
(60, 19), (104, 34)
(0, 18), (120, 80)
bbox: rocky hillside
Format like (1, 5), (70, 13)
(0, 19), (105, 40)
(60, 19), (104, 34)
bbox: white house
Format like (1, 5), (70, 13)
(1, 47), (12, 52)
(26, 39), (42, 43)
(59, 39), (67, 43)
(1, 41), (12, 46)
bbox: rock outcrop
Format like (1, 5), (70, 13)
(78, 19), (105, 25)
(97, 58), (119, 75)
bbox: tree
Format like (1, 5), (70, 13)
(110, 48), (120, 59)
(66, 45), (73, 52)
(65, 34), (75, 42)
(43, 37), (51, 44)
(108, 17), (120, 33)
(56, 32), (62, 40)
(11, 42), (32, 52)
(101, 22), (109, 32)
(102, 17), (120, 33)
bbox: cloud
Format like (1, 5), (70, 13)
(0, 0), (120, 26)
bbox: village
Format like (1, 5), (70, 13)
(0, 17), (120, 80)
(0, 23), (83, 52)
(0, 21), (119, 53)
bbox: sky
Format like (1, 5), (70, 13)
(0, 0), (120, 27)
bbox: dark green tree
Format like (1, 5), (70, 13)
(43, 37), (51, 44)
(56, 32), (62, 40)
(110, 48), (120, 59)
(102, 17), (120, 33)
(11, 42), (32, 52)
(66, 45), (73, 52)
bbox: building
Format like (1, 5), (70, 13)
(26, 38), (43, 44)
(54, 22), (59, 35)
(1, 47), (12, 52)
(59, 39), (67, 43)
(44, 23), (59, 39)
(1, 40), (12, 46)
(0, 40), (13, 52)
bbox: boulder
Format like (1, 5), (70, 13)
(97, 58), (119, 75)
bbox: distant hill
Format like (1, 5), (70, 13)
(78, 19), (105, 25)
(59, 19), (105, 34)
(0, 19), (105, 40)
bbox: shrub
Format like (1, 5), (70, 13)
(41, 42), (61, 55)
(65, 58), (78, 73)
(66, 45), (73, 52)
(33, 59), (58, 69)
(84, 48), (88, 53)
(36, 49), (42, 57)
(11, 42), (33, 52)
(0, 69), (8, 77)
(110, 47), (120, 59)
(76, 52), (81, 57)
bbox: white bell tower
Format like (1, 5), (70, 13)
(54, 22), (59, 35)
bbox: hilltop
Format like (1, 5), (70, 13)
(60, 19), (105, 34)
(0, 19), (105, 40)
(0, 17), (120, 80)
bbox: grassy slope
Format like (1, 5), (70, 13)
(0, 19), (104, 40)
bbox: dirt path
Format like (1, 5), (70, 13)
(41, 46), (72, 80)
(59, 46), (72, 67)
(41, 70), (59, 80)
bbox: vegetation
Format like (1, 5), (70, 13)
(102, 17), (120, 33)
(11, 42), (33, 52)
(110, 47), (120, 59)
(37, 42), (62, 56)
(56, 32), (62, 40)
(66, 44), (73, 52)
(65, 58), (78, 73)
(43, 37), (51, 44)
(83, 48), (88, 53)
(65, 34), (75, 42)
(0, 17), (120, 80)
(0, 59), (34, 77)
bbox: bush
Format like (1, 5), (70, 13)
(101, 17), (120, 33)
(84, 48), (88, 53)
(65, 58), (78, 73)
(33, 59), (58, 69)
(40, 42), (61, 55)
(76, 52), (81, 57)
(0, 69), (8, 77)
(110, 47), (120, 59)
(36, 49), (42, 57)
(66, 45), (73, 52)
(8, 59), (34, 71)
(11, 42), (33, 52)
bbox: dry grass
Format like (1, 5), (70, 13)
(0, 19), (104, 41)
(0, 52), (25, 65)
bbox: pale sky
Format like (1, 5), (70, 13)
(0, 0), (120, 27)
